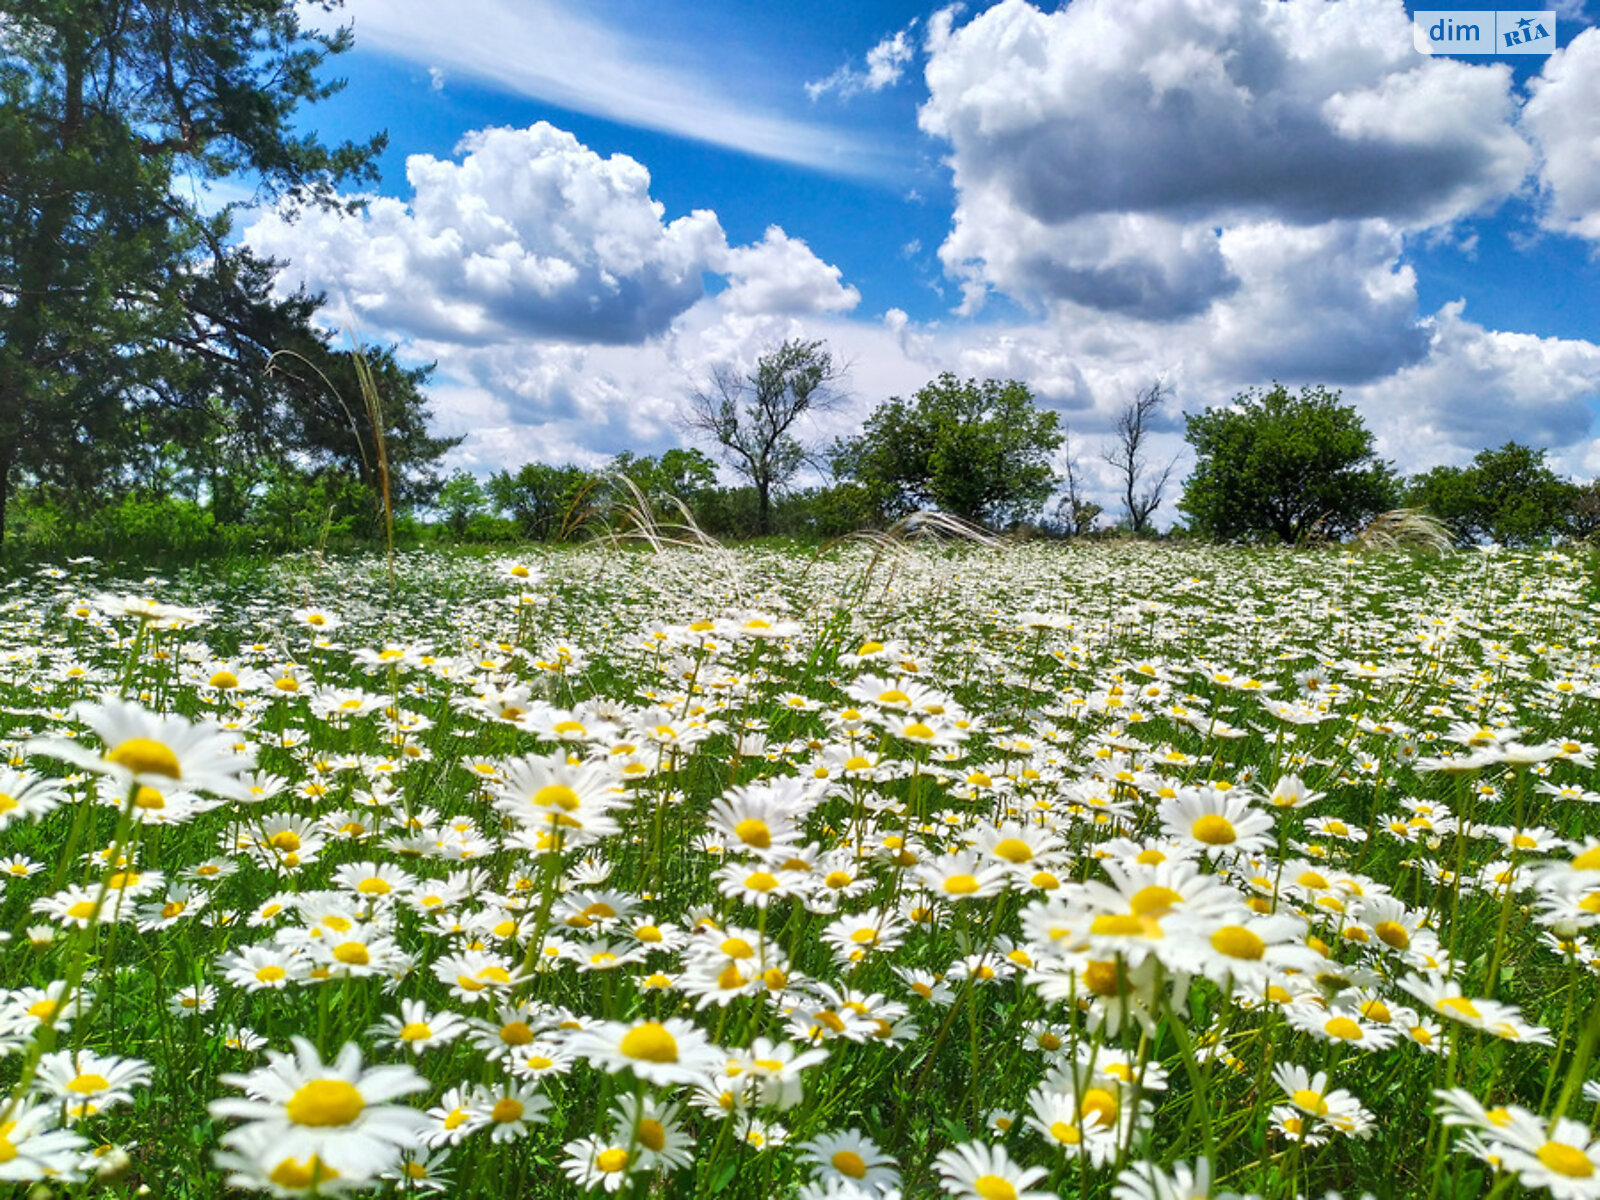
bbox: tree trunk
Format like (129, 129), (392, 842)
(756, 479), (771, 536)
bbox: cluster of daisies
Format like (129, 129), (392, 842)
(0, 542), (1597, 1198)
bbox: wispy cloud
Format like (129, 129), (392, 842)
(316, 0), (892, 177)
(806, 22), (918, 101)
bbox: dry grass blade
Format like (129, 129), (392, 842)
(265, 344), (397, 599)
(1352, 508), (1454, 555)
(810, 509), (1007, 606)
(593, 474), (747, 602)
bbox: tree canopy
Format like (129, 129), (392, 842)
(831, 374), (1062, 529)
(1179, 384), (1399, 543)
(1406, 443), (1578, 546)
(0, 0), (394, 544)
(685, 339), (846, 536)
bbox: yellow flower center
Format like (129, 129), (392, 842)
(1081, 1087), (1119, 1128)
(399, 1022), (432, 1041)
(974, 1177), (1018, 1200)
(1572, 848), (1600, 870)
(628, 1118), (664, 1151)
(1325, 1016), (1363, 1040)
(1083, 960), (1127, 997)
(1374, 921), (1410, 949)
(1090, 913), (1155, 938)
(492, 1097), (524, 1124)
(286, 1080), (365, 1127)
(501, 1022), (534, 1045)
(1129, 885), (1182, 916)
(596, 1147), (630, 1172)
(943, 874), (981, 896)
(619, 1022), (679, 1063)
(734, 818), (772, 848)
(745, 872), (780, 893)
(1191, 814), (1236, 845)
(1049, 1120), (1082, 1144)
(270, 1157), (338, 1189)
(533, 784), (581, 812)
(67, 900), (98, 920)
(1539, 1142), (1594, 1177)
(333, 942), (370, 965)
(992, 838), (1033, 863)
(903, 721), (935, 740)
(1211, 925), (1266, 960)
(69, 1073), (109, 1094)
(106, 738), (181, 779)
(357, 877), (391, 895)
(209, 671), (239, 690)
(1293, 1088), (1330, 1115)
(1437, 996), (1481, 1021)
(818, 1147), (864, 1177)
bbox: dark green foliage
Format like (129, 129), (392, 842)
(487, 463), (606, 542)
(831, 374), (1063, 529)
(1406, 443), (1579, 546)
(265, 342), (462, 510)
(609, 449), (720, 512)
(437, 470), (489, 539)
(1179, 384), (1401, 543)
(0, 0), (386, 543)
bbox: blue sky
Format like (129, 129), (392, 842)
(243, 0), (1600, 511)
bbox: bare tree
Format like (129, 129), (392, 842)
(1102, 380), (1177, 534)
(684, 338), (847, 535)
(1051, 427), (1102, 537)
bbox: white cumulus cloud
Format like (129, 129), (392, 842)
(919, 0), (1533, 319)
(245, 123), (857, 347)
(1523, 27), (1600, 246)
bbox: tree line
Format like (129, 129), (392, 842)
(0, 0), (454, 553)
(2, 5), (1592, 558)
(443, 341), (1599, 551)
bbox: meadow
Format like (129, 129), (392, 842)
(1, 537), (1598, 1199)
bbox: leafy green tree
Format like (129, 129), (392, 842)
(685, 339), (846, 536)
(831, 374), (1063, 528)
(1406, 443), (1577, 546)
(488, 463), (604, 542)
(0, 0), (383, 544)
(609, 449), (719, 511)
(436, 470), (488, 538)
(267, 342), (462, 511)
(1179, 384), (1399, 543)
(1569, 480), (1600, 542)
